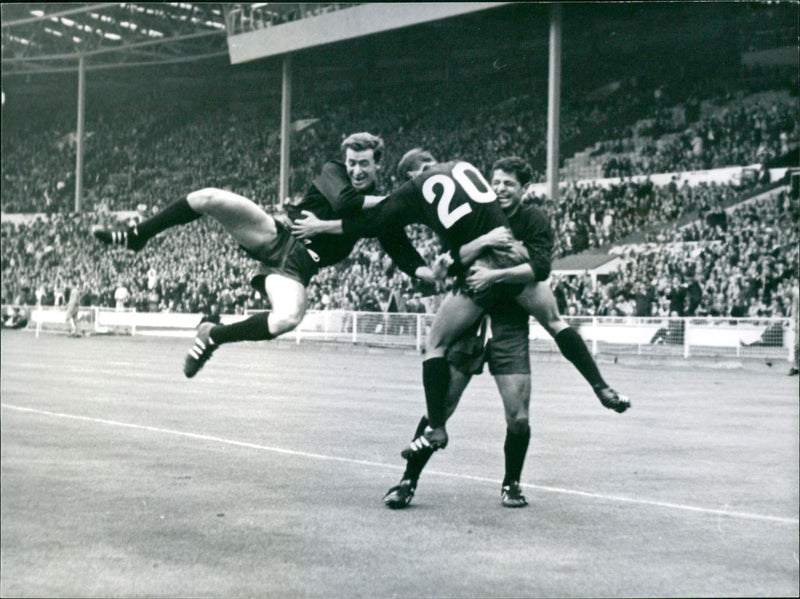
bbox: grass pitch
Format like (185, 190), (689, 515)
(2, 330), (798, 598)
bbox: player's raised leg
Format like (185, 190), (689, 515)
(185, 188), (278, 251)
(92, 187), (277, 254)
(183, 273), (307, 378)
(514, 282), (630, 413)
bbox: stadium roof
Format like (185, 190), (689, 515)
(1, 2), (231, 74)
(3, 2), (795, 92)
(7, 2), (792, 78)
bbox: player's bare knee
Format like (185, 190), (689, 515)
(542, 316), (567, 337)
(425, 332), (449, 355)
(186, 188), (222, 212)
(424, 341), (447, 359)
(506, 414), (529, 434)
(270, 311), (303, 334)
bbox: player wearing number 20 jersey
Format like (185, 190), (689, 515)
(340, 160), (514, 269)
(334, 151), (532, 461)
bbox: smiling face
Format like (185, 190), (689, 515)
(491, 168), (524, 213)
(345, 148), (379, 192)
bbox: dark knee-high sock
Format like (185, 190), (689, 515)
(136, 198), (202, 242)
(209, 312), (275, 345)
(554, 328), (607, 389)
(503, 425), (531, 486)
(422, 357), (449, 428)
(403, 416), (433, 482)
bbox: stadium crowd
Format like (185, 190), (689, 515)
(3, 185), (797, 320)
(602, 96), (796, 178)
(2, 48), (798, 319)
(548, 190), (798, 319)
(0, 210), (439, 315)
(530, 178), (747, 256)
(4, 58), (795, 215)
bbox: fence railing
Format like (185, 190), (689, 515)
(5, 304), (795, 364)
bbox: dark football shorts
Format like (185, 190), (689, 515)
(485, 299), (530, 376)
(447, 299), (530, 376)
(243, 220), (320, 292)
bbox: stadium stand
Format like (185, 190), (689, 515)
(1, 4), (797, 324)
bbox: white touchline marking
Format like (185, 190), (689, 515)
(3, 403), (797, 526)
(2, 403), (406, 470)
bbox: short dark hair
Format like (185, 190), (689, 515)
(491, 156), (533, 187)
(341, 132), (384, 163)
(396, 148), (437, 180)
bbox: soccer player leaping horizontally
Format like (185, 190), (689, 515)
(91, 133), (434, 377)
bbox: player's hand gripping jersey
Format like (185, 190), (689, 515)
(341, 161), (513, 258)
(286, 160), (424, 275)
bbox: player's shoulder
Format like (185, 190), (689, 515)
(311, 160), (350, 192)
(413, 161), (452, 179)
(515, 202), (552, 229)
(320, 159), (347, 175)
(435, 160), (473, 173)
(519, 201), (549, 220)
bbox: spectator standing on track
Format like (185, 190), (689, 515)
(65, 283), (83, 337)
(114, 281), (130, 312)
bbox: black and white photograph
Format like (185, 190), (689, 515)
(1, 2), (798, 597)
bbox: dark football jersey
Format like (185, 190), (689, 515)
(285, 160), (424, 276)
(443, 197), (554, 279)
(506, 202), (555, 267)
(342, 161), (510, 255)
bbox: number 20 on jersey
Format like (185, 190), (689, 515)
(421, 162), (496, 229)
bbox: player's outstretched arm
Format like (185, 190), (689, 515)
(291, 194), (394, 239)
(376, 226), (431, 281)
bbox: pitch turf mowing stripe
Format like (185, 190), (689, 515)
(3, 402), (797, 527)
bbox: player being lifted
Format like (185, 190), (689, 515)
(381, 157), (629, 509)
(91, 133), (434, 376)
(292, 149), (629, 461)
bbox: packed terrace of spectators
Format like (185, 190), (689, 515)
(1, 57), (798, 318)
(550, 190), (798, 319)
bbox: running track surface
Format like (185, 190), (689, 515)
(2, 330), (798, 598)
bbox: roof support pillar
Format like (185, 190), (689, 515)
(74, 54), (86, 213)
(278, 53), (292, 210)
(546, 3), (562, 203)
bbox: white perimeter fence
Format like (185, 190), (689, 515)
(5, 305), (796, 364)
